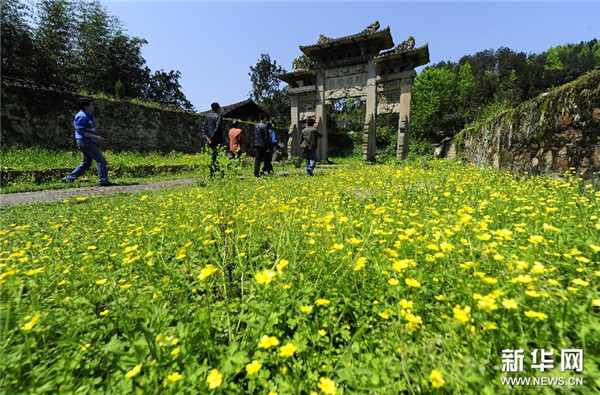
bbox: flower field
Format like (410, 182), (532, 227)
(1, 161), (599, 394)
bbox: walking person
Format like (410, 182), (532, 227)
(300, 116), (322, 176)
(202, 102), (224, 177)
(62, 98), (114, 186)
(262, 123), (283, 174)
(253, 113), (271, 177)
(228, 120), (243, 160)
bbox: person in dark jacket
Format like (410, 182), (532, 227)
(262, 122), (283, 174)
(253, 113), (271, 177)
(202, 102), (223, 177)
(300, 116), (322, 176)
(62, 97), (114, 186)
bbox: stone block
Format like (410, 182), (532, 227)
(563, 128), (582, 141)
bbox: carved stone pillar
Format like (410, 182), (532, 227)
(288, 95), (299, 157)
(397, 71), (416, 160)
(363, 59), (377, 161)
(315, 66), (327, 161)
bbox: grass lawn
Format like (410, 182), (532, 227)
(1, 160), (598, 393)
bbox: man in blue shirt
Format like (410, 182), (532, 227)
(62, 98), (114, 186)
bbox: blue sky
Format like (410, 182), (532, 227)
(101, 1), (600, 110)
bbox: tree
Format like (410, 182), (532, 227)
(411, 67), (459, 142)
(249, 54), (285, 102)
(457, 62), (476, 121)
(104, 33), (150, 98)
(292, 54), (314, 70)
(32, 0), (78, 87)
(73, 0), (118, 93)
(1, 0), (35, 80)
(249, 54), (290, 125)
(146, 70), (194, 111)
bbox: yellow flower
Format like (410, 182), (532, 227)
(125, 364), (142, 379)
(378, 311), (390, 319)
(316, 299), (330, 306)
(99, 309), (110, 316)
(206, 369), (222, 389)
(476, 296), (498, 312)
(589, 244), (600, 253)
(123, 245), (139, 254)
(199, 264), (218, 280)
(430, 369), (445, 388)
(403, 312), (423, 330)
(171, 347), (181, 356)
(542, 223), (560, 232)
(279, 342), (298, 357)
(276, 259), (289, 273)
(21, 313), (41, 330)
(591, 299), (600, 307)
(318, 329), (327, 337)
(95, 278), (107, 285)
(255, 269), (276, 284)
(317, 377), (338, 394)
(245, 360), (262, 375)
(332, 243), (344, 251)
(572, 278), (589, 287)
(524, 311), (548, 320)
(400, 299), (414, 309)
(300, 305), (313, 313)
(347, 237), (363, 245)
(353, 257), (367, 271)
(453, 305), (471, 323)
(81, 343), (91, 351)
(167, 372), (183, 383)
(258, 335), (280, 349)
(482, 322), (498, 331)
(388, 278), (399, 286)
(24, 267), (45, 276)
(502, 298), (518, 309)
(440, 242), (454, 253)
(528, 235), (545, 244)
(405, 278), (421, 288)
(435, 295), (445, 301)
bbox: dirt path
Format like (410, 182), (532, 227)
(0, 168), (336, 206)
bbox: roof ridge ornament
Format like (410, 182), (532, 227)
(394, 36), (415, 53)
(361, 21), (380, 35)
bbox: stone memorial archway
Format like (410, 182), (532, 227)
(277, 22), (429, 161)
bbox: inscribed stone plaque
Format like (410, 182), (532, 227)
(324, 64), (368, 90)
(324, 64), (367, 78)
(325, 86), (368, 100)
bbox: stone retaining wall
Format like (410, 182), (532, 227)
(448, 70), (600, 176)
(1, 83), (259, 153)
